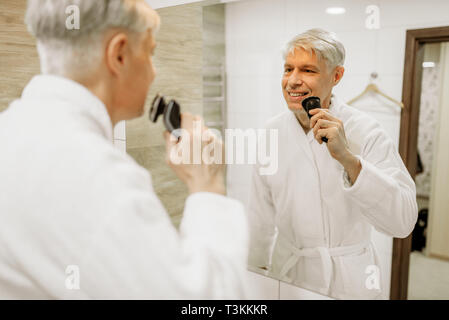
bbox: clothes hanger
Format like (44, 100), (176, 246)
(347, 72), (404, 108)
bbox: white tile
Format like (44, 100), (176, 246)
(227, 111), (259, 130)
(225, 1), (286, 78)
(225, 48), (282, 78)
(243, 270), (280, 300)
(113, 139), (126, 154)
(337, 30), (377, 76)
(379, 0), (449, 29)
(226, 75), (284, 116)
(285, 0), (377, 33)
(376, 27), (407, 77)
(113, 121), (126, 140)
(279, 281), (334, 300)
(226, 0), (285, 47)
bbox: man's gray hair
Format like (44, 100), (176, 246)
(25, 0), (160, 76)
(283, 28), (345, 70)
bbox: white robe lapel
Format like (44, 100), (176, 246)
(286, 110), (315, 167)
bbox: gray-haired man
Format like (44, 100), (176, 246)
(248, 28), (417, 299)
(0, 0), (248, 298)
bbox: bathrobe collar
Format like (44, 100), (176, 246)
(21, 74), (113, 141)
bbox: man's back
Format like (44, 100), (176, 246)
(0, 75), (249, 299)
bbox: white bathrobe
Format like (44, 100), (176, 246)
(248, 95), (417, 299)
(0, 75), (249, 299)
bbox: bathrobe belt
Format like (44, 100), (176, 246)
(278, 235), (371, 292)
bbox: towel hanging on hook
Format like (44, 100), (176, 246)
(347, 72), (404, 108)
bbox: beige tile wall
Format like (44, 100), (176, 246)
(0, 0), (40, 112)
(126, 3), (203, 228)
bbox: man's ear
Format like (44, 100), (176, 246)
(105, 32), (129, 77)
(333, 66), (345, 86)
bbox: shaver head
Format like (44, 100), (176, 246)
(149, 93), (182, 138)
(163, 100), (181, 134)
(301, 96), (321, 119)
(149, 93), (165, 123)
(301, 96), (328, 143)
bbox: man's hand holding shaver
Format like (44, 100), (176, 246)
(309, 108), (361, 184)
(164, 113), (226, 195)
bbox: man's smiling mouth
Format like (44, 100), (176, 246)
(288, 91), (309, 97)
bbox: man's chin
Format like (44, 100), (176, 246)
(287, 103), (304, 113)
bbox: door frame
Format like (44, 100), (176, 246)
(390, 25), (449, 300)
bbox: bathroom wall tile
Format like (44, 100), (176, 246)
(0, 0), (40, 112)
(337, 30), (377, 76)
(226, 75), (284, 116)
(283, 0), (377, 34)
(225, 1), (285, 79)
(379, 0), (449, 29)
(376, 27), (407, 77)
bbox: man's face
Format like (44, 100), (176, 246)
(282, 47), (342, 113)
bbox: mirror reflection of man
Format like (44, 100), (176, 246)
(248, 29), (418, 299)
(0, 0), (249, 298)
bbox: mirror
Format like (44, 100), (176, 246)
(407, 41), (449, 300)
(125, 0), (449, 300)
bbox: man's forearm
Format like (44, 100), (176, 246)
(187, 174), (226, 195)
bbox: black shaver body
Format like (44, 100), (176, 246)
(149, 93), (181, 138)
(301, 96), (328, 143)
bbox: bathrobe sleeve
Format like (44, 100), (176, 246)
(247, 163), (277, 270)
(342, 121), (418, 238)
(65, 152), (249, 299)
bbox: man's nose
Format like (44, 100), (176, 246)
(288, 69), (304, 87)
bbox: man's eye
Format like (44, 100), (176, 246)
(284, 68), (292, 73)
(305, 69), (314, 73)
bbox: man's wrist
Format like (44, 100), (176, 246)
(338, 150), (356, 168)
(339, 151), (362, 184)
(187, 177), (226, 196)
